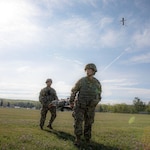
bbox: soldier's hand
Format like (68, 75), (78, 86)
(48, 103), (53, 108)
(70, 102), (74, 109)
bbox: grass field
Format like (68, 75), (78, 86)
(0, 108), (150, 150)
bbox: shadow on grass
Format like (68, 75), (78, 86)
(45, 129), (74, 141)
(44, 129), (119, 150)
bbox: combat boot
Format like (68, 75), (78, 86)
(47, 124), (53, 129)
(85, 138), (90, 143)
(74, 136), (81, 147)
(39, 123), (44, 130)
(40, 125), (43, 130)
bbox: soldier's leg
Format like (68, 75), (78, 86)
(84, 107), (95, 141)
(47, 106), (56, 129)
(73, 106), (85, 146)
(40, 107), (48, 129)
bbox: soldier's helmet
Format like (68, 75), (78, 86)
(45, 78), (52, 83)
(85, 63), (97, 73)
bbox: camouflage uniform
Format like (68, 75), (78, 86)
(70, 64), (102, 143)
(39, 85), (58, 129)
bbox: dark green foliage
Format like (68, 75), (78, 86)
(133, 97), (146, 112)
(0, 98), (41, 109)
(0, 97), (150, 114)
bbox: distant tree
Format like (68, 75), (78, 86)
(101, 104), (110, 112)
(146, 101), (150, 113)
(133, 97), (146, 112)
(112, 104), (129, 113)
(0, 100), (3, 106)
(26, 102), (34, 108)
(7, 102), (10, 107)
(97, 104), (112, 112)
(95, 104), (101, 112)
(113, 104), (137, 113)
(35, 102), (41, 109)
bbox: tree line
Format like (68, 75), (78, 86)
(95, 97), (150, 114)
(0, 97), (150, 114)
(0, 99), (41, 109)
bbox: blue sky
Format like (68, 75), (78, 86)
(0, 0), (150, 104)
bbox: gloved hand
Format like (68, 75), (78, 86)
(48, 103), (53, 109)
(70, 102), (74, 109)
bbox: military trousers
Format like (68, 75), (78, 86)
(73, 105), (95, 140)
(40, 106), (56, 127)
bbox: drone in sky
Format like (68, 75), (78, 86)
(120, 17), (126, 26)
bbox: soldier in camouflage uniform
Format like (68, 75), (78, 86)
(69, 63), (102, 146)
(39, 78), (58, 130)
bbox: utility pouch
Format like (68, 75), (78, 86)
(77, 102), (87, 109)
(90, 99), (100, 107)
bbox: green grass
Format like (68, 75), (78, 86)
(0, 108), (150, 150)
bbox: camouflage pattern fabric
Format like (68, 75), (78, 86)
(70, 77), (102, 140)
(39, 86), (58, 127)
(40, 105), (56, 127)
(73, 104), (95, 140)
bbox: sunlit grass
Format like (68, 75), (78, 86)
(0, 108), (150, 150)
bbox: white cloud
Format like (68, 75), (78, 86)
(0, 0), (39, 27)
(99, 17), (113, 29)
(42, 0), (98, 10)
(98, 28), (127, 48)
(135, 0), (149, 13)
(0, 0), (128, 53)
(16, 66), (31, 73)
(0, 56), (85, 100)
(102, 0), (116, 5)
(42, 0), (73, 10)
(81, 0), (98, 7)
(0, 0), (42, 50)
(0, 81), (40, 100)
(54, 81), (72, 98)
(102, 81), (150, 104)
(41, 16), (98, 49)
(102, 78), (138, 98)
(0, 0), (149, 105)
(129, 52), (150, 64)
(133, 27), (150, 48)
(101, 78), (150, 104)
(102, 79), (138, 86)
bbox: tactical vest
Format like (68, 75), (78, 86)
(39, 87), (56, 105)
(77, 77), (101, 107)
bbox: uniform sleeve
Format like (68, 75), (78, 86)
(69, 78), (82, 103)
(97, 80), (102, 101)
(39, 89), (46, 104)
(53, 89), (59, 100)
(99, 83), (102, 101)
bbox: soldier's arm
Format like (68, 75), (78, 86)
(53, 89), (59, 100)
(39, 89), (47, 105)
(97, 80), (102, 101)
(69, 79), (82, 104)
(99, 83), (102, 101)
